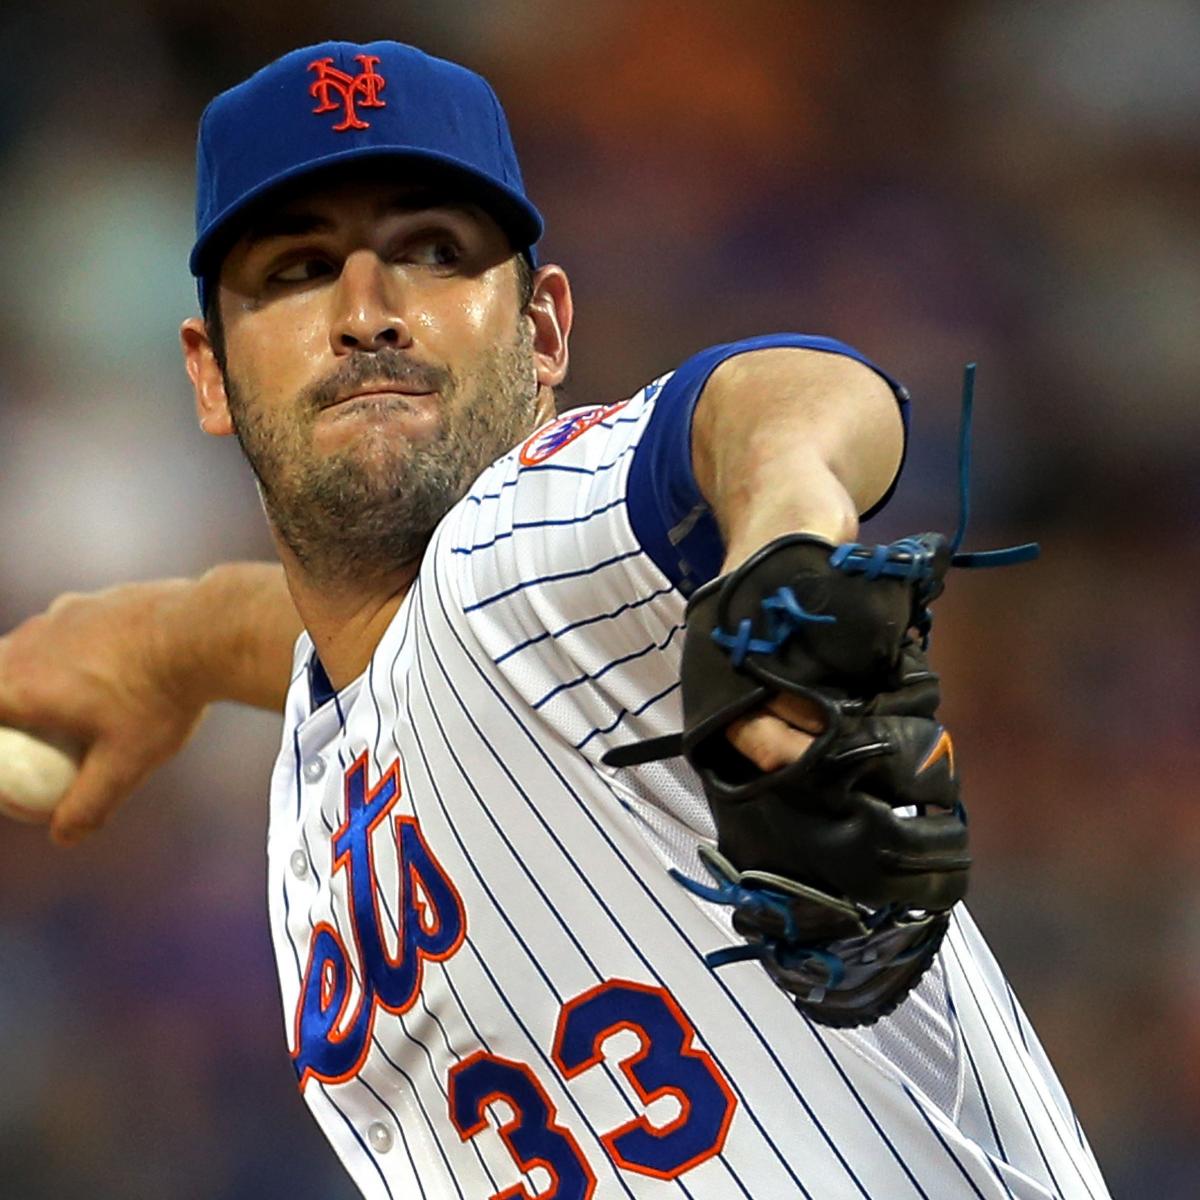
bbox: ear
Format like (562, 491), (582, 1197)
(525, 264), (572, 417)
(180, 316), (235, 436)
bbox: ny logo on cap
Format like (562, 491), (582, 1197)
(308, 54), (386, 132)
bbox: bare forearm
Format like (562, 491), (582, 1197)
(0, 562), (301, 842)
(691, 348), (904, 571)
(165, 562), (303, 712)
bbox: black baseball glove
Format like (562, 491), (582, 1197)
(604, 532), (971, 1027)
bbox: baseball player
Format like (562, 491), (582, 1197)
(0, 41), (1110, 1200)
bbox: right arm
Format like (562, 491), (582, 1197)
(0, 562), (300, 844)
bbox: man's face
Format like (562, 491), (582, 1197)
(210, 171), (541, 585)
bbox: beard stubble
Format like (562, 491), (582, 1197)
(224, 322), (539, 587)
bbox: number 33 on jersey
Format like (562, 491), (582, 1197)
(288, 752), (735, 1199)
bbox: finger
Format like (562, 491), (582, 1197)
(762, 692), (827, 735)
(48, 746), (139, 847)
(727, 711), (816, 773)
(0, 634), (31, 723)
(0, 630), (85, 735)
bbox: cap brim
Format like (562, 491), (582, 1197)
(189, 144), (543, 280)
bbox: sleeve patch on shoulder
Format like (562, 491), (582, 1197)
(519, 400), (632, 466)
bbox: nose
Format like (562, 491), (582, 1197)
(329, 250), (412, 355)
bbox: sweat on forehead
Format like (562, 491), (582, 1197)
(189, 40), (544, 311)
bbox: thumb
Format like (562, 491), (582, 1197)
(49, 743), (140, 847)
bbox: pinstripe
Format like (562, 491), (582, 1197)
(944, 933), (1092, 1199)
(365, 642), (528, 1198)
(982, 1157), (1020, 1200)
(596, 414), (644, 428)
(427, 542), (880, 1199)
(377, 612), (507, 1194)
(1005, 980), (1030, 1052)
(1072, 1112), (1088, 1153)
(317, 1080), (402, 1200)
(810, 1026), (932, 1199)
(400, 595), (604, 1195)
(293, 726), (304, 819)
(364, 1045), (467, 1200)
(451, 495), (629, 553)
(408, 614), (734, 1200)
(404, 604), (643, 1199)
(279, 875), (304, 979)
(946, 933), (1061, 1191)
(463, 547), (644, 612)
(573, 678), (682, 750)
(493, 584), (676, 664)
(521, 445), (636, 478)
(430, 453), (1091, 1199)
(446, 493), (1030, 1195)
(902, 1083), (990, 1200)
(413, 571), (729, 1200)
(949, 927), (1103, 1196)
(288, 722), (460, 1198)
(532, 623), (684, 708)
(314, 782), (475, 1198)
(465, 443), (636, 504)
(412, 580), (747, 1200)
(383, 598), (562, 1196)
(947, 974), (1006, 1159)
(276, 737), (306, 980)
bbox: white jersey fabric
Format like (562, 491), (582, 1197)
(266, 336), (1110, 1200)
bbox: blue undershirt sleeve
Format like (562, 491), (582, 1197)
(624, 333), (911, 596)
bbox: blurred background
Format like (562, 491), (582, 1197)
(0, 0), (1196, 1196)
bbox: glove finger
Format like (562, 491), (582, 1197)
(838, 718), (958, 812)
(873, 815), (970, 909)
(793, 804), (968, 911)
(710, 768), (968, 911)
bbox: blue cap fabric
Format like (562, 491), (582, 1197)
(190, 41), (543, 306)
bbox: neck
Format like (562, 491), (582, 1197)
(276, 540), (423, 690)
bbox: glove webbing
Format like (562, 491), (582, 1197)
(672, 847), (949, 1022)
(669, 850), (869, 990)
(711, 591), (834, 668)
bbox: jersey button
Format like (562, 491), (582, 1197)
(302, 755), (327, 783)
(289, 850), (309, 880)
(367, 1121), (393, 1154)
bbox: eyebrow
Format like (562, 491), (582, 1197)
(240, 194), (480, 248)
(241, 212), (335, 244)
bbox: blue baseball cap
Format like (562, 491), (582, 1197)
(190, 40), (543, 309)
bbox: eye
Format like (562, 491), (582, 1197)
(404, 235), (463, 269)
(269, 257), (335, 285)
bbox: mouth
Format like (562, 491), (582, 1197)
(322, 386), (437, 412)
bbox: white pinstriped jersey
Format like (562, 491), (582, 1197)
(266, 336), (1110, 1200)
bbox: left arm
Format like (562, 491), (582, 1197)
(689, 347), (906, 769)
(615, 345), (966, 1025)
(691, 346), (904, 573)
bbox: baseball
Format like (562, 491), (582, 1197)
(0, 726), (82, 823)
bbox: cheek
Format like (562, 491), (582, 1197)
(226, 306), (330, 402)
(415, 277), (517, 359)
(459, 293), (494, 333)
